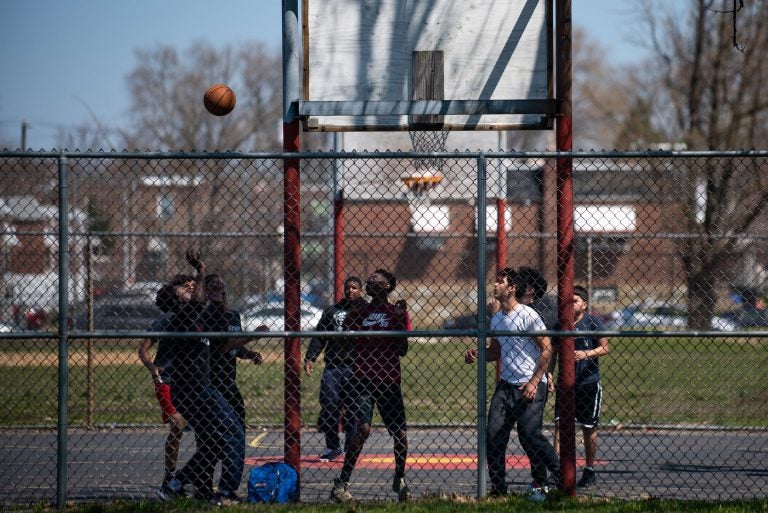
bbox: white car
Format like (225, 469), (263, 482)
(609, 302), (739, 331)
(241, 303), (324, 331)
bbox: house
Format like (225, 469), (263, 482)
(0, 195), (87, 313)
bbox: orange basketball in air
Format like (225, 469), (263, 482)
(203, 83), (236, 116)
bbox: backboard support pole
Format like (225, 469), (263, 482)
(555, 0), (576, 498)
(282, 0), (303, 488)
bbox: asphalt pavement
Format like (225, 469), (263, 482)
(1, 426), (766, 505)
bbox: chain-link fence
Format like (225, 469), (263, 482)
(0, 149), (767, 506)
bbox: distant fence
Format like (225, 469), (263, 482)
(0, 149), (767, 506)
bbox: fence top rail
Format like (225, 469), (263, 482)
(9, 329), (768, 340)
(2, 149), (768, 160)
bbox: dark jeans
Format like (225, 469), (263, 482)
(317, 365), (355, 451)
(486, 380), (559, 492)
(173, 384), (245, 495)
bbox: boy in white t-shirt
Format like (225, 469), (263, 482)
(465, 267), (560, 497)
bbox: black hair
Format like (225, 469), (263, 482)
(374, 268), (397, 292)
(169, 274), (194, 287)
(574, 285), (589, 303)
(498, 267), (527, 301)
(344, 276), (363, 287)
(155, 284), (176, 313)
(517, 267), (548, 302)
(205, 273), (223, 287)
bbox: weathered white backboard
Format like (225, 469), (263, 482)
(302, 0), (553, 131)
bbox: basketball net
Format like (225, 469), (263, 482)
(402, 129), (448, 231)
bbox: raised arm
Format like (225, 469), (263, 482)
(185, 249), (206, 304)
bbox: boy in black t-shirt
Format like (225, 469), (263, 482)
(554, 285), (610, 488)
(304, 276), (367, 461)
(190, 273), (264, 499)
(159, 251), (246, 506)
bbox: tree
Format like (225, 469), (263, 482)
(572, 27), (649, 150)
(120, 41), (285, 294)
(85, 196), (115, 252)
(633, 0), (768, 328)
(125, 40), (282, 151)
(519, 27), (665, 150)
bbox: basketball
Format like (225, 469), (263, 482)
(203, 83), (236, 116)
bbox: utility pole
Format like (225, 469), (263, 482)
(21, 121), (28, 151)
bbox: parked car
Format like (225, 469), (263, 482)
(0, 321), (14, 333)
(735, 306), (768, 328)
(74, 293), (162, 331)
(608, 302), (740, 331)
(241, 303), (324, 331)
(442, 313), (479, 330)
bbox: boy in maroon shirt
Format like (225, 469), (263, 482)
(330, 269), (411, 503)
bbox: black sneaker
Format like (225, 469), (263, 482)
(392, 475), (411, 502)
(192, 487), (216, 502)
(319, 448), (344, 461)
(577, 468), (597, 488)
(156, 478), (184, 501)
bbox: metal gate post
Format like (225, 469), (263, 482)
(476, 154), (489, 497)
(56, 154), (70, 509)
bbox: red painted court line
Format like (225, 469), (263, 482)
(246, 453), (601, 470)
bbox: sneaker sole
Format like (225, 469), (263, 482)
(156, 489), (178, 501)
(393, 478), (410, 502)
(330, 493), (354, 503)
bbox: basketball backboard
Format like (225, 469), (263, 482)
(301, 0), (554, 132)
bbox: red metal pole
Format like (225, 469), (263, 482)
(495, 198), (507, 274)
(555, 0), (576, 497)
(283, 119), (302, 472)
(282, 0), (302, 491)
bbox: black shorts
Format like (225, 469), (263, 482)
(555, 381), (602, 428)
(346, 377), (407, 435)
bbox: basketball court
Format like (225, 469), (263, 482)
(1, 427), (765, 504)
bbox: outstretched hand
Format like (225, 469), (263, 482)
(249, 352), (263, 365)
(185, 249), (203, 272)
(394, 299), (409, 330)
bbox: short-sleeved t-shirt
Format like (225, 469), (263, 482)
(304, 299), (363, 369)
(163, 301), (209, 389)
(491, 304), (548, 386)
(148, 312), (176, 383)
(347, 302), (408, 384)
(574, 314), (605, 385)
(197, 304), (243, 394)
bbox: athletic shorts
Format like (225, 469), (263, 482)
(154, 381), (177, 424)
(347, 377), (407, 435)
(554, 381), (602, 428)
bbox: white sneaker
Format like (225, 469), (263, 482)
(527, 483), (548, 502)
(330, 478), (354, 503)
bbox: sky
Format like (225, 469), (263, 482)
(0, 0), (648, 151)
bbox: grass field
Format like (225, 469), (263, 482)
(14, 496), (768, 513)
(0, 336), (766, 428)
